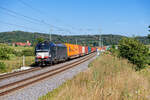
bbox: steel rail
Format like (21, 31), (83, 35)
(0, 53), (96, 96)
(0, 53), (94, 80)
(0, 67), (41, 80)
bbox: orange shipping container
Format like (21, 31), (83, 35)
(64, 43), (80, 58)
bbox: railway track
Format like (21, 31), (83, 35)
(0, 53), (94, 81)
(0, 53), (96, 96)
(0, 67), (41, 80)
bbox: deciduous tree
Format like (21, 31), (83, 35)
(118, 38), (149, 70)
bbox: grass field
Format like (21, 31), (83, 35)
(0, 45), (34, 73)
(8, 45), (33, 52)
(39, 52), (150, 100)
(0, 56), (34, 73)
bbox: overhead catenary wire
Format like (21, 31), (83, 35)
(0, 6), (75, 34)
(1, 1), (97, 36)
(0, 6), (44, 25)
(1, 11), (40, 25)
(19, 0), (99, 36)
(17, 0), (81, 34)
(0, 20), (44, 32)
(18, 0), (45, 15)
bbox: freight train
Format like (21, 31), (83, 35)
(35, 41), (97, 66)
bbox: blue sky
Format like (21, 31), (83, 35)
(0, 0), (149, 36)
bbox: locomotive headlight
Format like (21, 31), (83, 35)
(36, 52), (49, 59)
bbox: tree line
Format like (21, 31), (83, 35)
(0, 31), (150, 46)
(109, 25), (150, 71)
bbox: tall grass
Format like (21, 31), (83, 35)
(39, 53), (150, 100)
(0, 56), (34, 73)
(0, 45), (34, 73)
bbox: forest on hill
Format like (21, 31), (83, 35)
(0, 31), (149, 46)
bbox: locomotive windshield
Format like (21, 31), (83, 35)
(36, 43), (50, 51)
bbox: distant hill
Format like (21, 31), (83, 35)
(0, 31), (149, 46)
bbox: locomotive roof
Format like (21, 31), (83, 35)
(55, 44), (66, 47)
(36, 42), (66, 47)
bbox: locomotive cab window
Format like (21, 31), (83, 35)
(36, 43), (50, 51)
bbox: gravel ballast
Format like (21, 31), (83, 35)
(0, 55), (91, 87)
(0, 55), (97, 100)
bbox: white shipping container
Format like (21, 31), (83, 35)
(82, 46), (85, 54)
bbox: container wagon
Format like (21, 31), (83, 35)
(78, 45), (82, 56)
(91, 47), (96, 52)
(85, 46), (88, 54)
(82, 46), (85, 56)
(64, 43), (80, 59)
(88, 46), (91, 54)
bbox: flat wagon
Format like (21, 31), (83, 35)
(64, 43), (80, 59)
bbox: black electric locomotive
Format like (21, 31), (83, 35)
(35, 41), (67, 66)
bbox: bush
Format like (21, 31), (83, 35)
(0, 62), (6, 72)
(0, 44), (34, 60)
(22, 49), (34, 56)
(14, 51), (23, 57)
(118, 38), (149, 70)
(8, 54), (16, 59)
(0, 46), (10, 60)
(109, 45), (119, 56)
(0, 45), (25, 59)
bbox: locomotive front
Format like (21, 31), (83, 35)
(35, 42), (51, 66)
